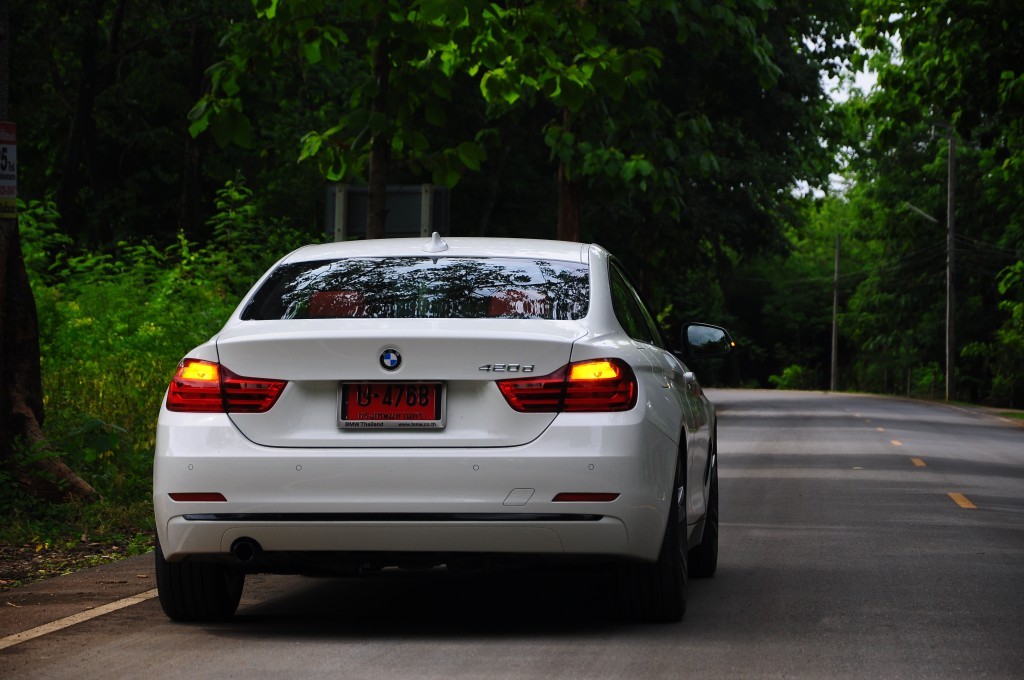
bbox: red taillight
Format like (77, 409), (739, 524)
(497, 358), (637, 413)
(221, 370), (288, 413)
(166, 359), (222, 412)
(563, 359), (637, 412)
(166, 359), (286, 413)
(496, 366), (568, 412)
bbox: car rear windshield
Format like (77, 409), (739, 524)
(241, 257), (590, 321)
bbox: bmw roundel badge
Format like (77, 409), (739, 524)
(380, 348), (401, 371)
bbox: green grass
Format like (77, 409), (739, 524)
(0, 494), (154, 589)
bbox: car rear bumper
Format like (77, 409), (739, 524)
(160, 514), (631, 562)
(153, 411), (678, 565)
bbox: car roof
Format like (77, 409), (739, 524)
(280, 235), (593, 265)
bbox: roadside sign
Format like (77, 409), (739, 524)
(0, 122), (16, 218)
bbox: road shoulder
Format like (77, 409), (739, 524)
(0, 552), (154, 638)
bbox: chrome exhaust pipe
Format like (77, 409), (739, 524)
(230, 537), (261, 563)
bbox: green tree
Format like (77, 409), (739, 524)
(10, 1), (325, 246)
(192, 0), (853, 251)
(461, 0), (686, 241)
(841, 0), (1024, 402)
(191, 0), (493, 238)
(626, 0), (859, 355)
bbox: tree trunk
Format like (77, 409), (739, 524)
(179, 19), (212, 238)
(557, 163), (581, 242)
(478, 144), (511, 236)
(366, 13), (391, 240)
(556, 108), (580, 242)
(0, 0), (97, 502)
(0, 217), (98, 502)
(0, 218), (38, 464)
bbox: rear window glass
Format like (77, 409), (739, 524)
(241, 257), (590, 321)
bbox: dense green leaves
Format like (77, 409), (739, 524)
(182, 0), (847, 245)
(16, 182), (310, 504)
(748, 0), (1023, 403)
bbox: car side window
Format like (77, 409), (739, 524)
(609, 263), (660, 346)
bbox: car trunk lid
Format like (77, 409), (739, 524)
(215, 318), (586, 448)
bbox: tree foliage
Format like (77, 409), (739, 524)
(189, 0), (855, 249)
(9, 182), (306, 505)
(749, 0), (1023, 402)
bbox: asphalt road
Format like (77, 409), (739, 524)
(2, 389), (1022, 679)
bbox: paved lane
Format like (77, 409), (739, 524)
(709, 390), (1024, 677)
(2, 390), (1022, 679)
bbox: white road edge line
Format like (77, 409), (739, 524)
(0, 589), (158, 651)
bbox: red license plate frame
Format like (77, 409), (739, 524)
(338, 382), (446, 429)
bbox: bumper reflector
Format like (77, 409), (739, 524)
(169, 493), (227, 502)
(552, 492), (620, 502)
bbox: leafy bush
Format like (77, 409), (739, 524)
(768, 364), (815, 390)
(993, 262), (1024, 407)
(11, 179), (314, 521)
(909, 363), (944, 400)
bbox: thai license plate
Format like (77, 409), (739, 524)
(339, 382), (446, 429)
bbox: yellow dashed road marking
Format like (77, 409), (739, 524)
(948, 493), (977, 509)
(891, 440), (903, 447)
(911, 458), (926, 467)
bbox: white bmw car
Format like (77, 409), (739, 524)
(153, 234), (731, 623)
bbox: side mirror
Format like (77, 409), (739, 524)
(681, 323), (734, 359)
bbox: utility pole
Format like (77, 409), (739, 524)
(945, 132), (956, 402)
(830, 233), (839, 392)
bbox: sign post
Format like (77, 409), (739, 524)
(0, 122), (15, 218)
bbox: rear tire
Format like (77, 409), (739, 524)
(689, 454), (719, 578)
(618, 455), (687, 623)
(155, 540), (244, 622)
